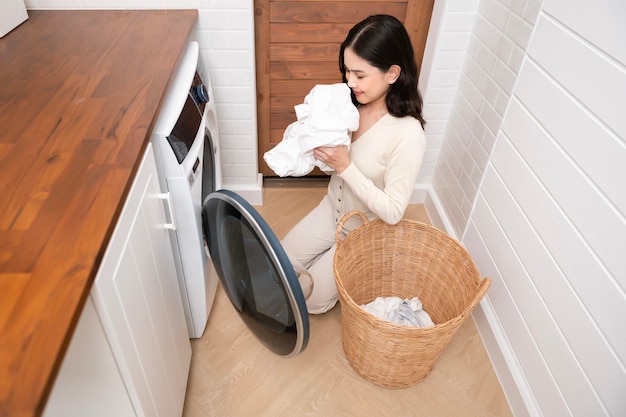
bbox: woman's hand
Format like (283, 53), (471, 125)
(313, 145), (351, 174)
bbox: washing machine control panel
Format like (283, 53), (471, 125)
(191, 84), (209, 105)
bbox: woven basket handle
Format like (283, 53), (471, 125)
(335, 210), (369, 244)
(462, 277), (492, 317)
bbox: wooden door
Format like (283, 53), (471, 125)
(254, 0), (435, 177)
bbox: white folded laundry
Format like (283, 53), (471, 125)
(263, 83), (359, 177)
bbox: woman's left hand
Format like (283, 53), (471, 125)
(314, 145), (351, 174)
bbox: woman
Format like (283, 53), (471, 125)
(281, 14), (426, 314)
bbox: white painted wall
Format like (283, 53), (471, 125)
(417, 0), (479, 200)
(428, 0), (626, 416)
(426, 0), (542, 237)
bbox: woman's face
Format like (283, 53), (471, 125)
(343, 47), (398, 107)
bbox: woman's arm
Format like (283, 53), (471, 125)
(339, 127), (425, 224)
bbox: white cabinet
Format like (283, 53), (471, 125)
(44, 144), (191, 417)
(43, 298), (136, 417)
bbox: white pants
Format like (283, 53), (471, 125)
(281, 195), (339, 314)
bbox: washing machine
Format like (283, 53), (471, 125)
(152, 42), (310, 354)
(150, 41), (221, 339)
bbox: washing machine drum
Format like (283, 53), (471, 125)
(202, 190), (309, 356)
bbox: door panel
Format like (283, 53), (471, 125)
(202, 189), (309, 356)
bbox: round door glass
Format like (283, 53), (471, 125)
(202, 190), (309, 356)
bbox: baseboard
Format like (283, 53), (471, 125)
(409, 183), (429, 204)
(473, 297), (536, 417)
(221, 174), (264, 205)
(423, 187), (457, 236)
(426, 186), (534, 417)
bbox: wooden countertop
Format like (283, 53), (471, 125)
(0, 10), (197, 417)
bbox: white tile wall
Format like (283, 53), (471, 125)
(428, 0), (540, 237)
(432, 0), (626, 415)
(192, 3), (260, 201)
(418, 0), (478, 194)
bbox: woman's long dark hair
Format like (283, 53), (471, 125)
(339, 14), (425, 126)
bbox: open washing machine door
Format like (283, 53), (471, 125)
(202, 190), (309, 356)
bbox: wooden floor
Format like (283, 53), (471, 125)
(182, 187), (513, 417)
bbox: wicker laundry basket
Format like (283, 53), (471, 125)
(333, 211), (491, 389)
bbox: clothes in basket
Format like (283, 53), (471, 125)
(361, 296), (434, 327)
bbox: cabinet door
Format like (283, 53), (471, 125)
(91, 143), (191, 417)
(42, 298), (136, 417)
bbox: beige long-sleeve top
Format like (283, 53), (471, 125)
(328, 113), (426, 232)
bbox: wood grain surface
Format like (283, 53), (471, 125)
(0, 10), (197, 417)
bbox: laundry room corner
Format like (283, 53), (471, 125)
(191, 2), (264, 205)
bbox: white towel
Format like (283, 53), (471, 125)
(263, 83), (359, 177)
(361, 296), (434, 327)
